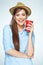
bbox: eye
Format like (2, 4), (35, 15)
(16, 14), (19, 16)
(22, 13), (26, 16)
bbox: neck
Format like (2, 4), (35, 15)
(17, 24), (25, 32)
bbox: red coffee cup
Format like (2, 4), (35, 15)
(26, 20), (33, 32)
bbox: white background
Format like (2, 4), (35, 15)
(0, 0), (43, 65)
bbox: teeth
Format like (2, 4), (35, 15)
(18, 20), (24, 22)
(20, 20), (22, 21)
(19, 20), (23, 22)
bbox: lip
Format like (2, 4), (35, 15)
(18, 20), (24, 22)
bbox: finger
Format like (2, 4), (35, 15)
(26, 28), (31, 30)
(26, 27), (31, 31)
(26, 27), (31, 29)
(27, 23), (33, 27)
(28, 22), (33, 25)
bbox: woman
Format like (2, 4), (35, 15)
(3, 2), (35, 65)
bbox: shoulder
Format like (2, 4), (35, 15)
(3, 25), (10, 30)
(3, 25), (12, 34)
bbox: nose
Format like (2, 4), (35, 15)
(19, 15), (23, 19)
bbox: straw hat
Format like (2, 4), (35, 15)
(9, 2), (31, 16)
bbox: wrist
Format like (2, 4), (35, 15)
(29, 33), (32, 38)
(29, 31), (33, 37)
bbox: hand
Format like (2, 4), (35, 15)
(26, 23), (34, 33)
(30, 23), (34, 33)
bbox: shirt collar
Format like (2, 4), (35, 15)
(18, 26), (26, 34)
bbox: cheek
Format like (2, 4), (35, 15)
(23, 15), (27, 19)
(15, 16), (19, 20)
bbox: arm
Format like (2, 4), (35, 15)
(6, 48), (31, 58)
(26, 24), (35, 58)
(27, 32), (34, 58)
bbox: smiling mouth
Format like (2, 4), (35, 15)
(18, 20), (24, 22)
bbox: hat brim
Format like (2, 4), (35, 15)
(9, 5), (31, 16)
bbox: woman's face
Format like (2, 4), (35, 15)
(14, 9), (28, 26)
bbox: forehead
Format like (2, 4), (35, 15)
(15, 9), (26, 14)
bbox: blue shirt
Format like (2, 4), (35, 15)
(3, 25), (35, 65)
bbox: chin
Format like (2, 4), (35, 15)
(19, 23), (24, 26)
